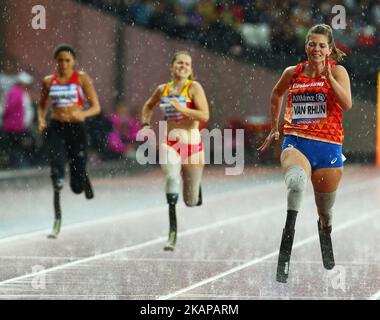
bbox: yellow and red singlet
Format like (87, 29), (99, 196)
(159, 80), (195, 121)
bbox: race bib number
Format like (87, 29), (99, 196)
(160, 95), (187, 116)
(291, 93), (327, 124)
(50, 84), (79, 107)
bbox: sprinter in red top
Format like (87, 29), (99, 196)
(141, 51), (209, 251)
(258, 25), (352, 283)
(38, 44), (101, 239)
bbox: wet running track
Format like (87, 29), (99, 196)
(0, 164), (379, 300)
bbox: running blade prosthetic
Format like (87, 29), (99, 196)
(164, 231), (177, 251)
(47, 218), (61, 239)
(318, 220), (335, 270)
(276, 227), (295, 283)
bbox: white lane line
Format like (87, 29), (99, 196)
(0, 294), (155, 299)
(0, 202), (288, 287)
(0, 236), (165, 286)
(175, 294), (351, 299)
(1, 172), (377, 245)
(369, 289), (380, 300)
(0, 179), (283, 245)
(0, 256), (77, 261)
(1, 171), (378, 245)
(0, 256), (244, 263)
(0, 206), (166, 245)
(0, 174), (379, 288)
(158, 209), (380, 300)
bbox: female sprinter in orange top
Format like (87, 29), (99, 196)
(258, 24), (352, 282)
(141, 51), (210, 251)
(38, 44), (101, 238)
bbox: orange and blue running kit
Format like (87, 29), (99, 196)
(282, 61), (344, 170)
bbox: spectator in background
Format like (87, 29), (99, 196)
(106, 102), (141, 160)
(85, 110), (112, 159)
(117, 0), (379, 64)
(0, 60), (18, 125)
(177, 0), (198, 12)
(149, 2), (176, 34)
(205, 2), (244, 55)
(1, 71), (35, 168)
(128, 0), (154, 27)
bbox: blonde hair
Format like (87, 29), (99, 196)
(171, 51), (194, 80)
(305, 24), (346, 61)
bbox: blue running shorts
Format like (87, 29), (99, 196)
(282, 135), (344, 170)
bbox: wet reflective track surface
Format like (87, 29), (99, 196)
(0, 165), (379, 300)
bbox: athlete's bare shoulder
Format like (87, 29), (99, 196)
(276, 66), (297, 87)
(187, 81), (205, 97)
(331, 64), (349, 77)
(155, 83), (167, 95)
(77, 70), (90, 78)
(189, 80), (203, 89)
(42, 75), (54, 88)
(283, 66), (297, 77)
(77, 70), (92, 84)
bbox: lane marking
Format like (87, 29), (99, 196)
(0, 180), (284, 244)
(0, 201), (288, 287)
(159, 209), (380, 300)
(0, 294), (154, 298)
(1, 173), (377, 245)
(369, 288), (380, 300)
(0, 175), (379, 292)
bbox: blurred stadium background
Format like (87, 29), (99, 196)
(0, 0), (380, 301)
(0, 0), (379, 168)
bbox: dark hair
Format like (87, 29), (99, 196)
(171, 51), (194, 80)
(305, 24), (346, 61)
(53, 43), (76, 59)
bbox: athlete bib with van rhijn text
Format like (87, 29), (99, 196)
(291, 92), (327, 124)
(283, 61), (344, 144)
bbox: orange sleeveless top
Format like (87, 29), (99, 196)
(283, 61), (344, 145)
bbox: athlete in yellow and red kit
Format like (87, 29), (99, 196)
(141, 51), (210, 251)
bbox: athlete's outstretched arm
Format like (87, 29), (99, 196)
(37, 76), (52, 133)
(141, 85), (164, 127)
(169, 81), (209, 122)
(257, 66), (294, 152)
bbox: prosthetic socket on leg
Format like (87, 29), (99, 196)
(284, 166), (307, 212)
(161, 161), (181, 195)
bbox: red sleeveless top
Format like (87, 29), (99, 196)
(49, 71), (84, 108)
